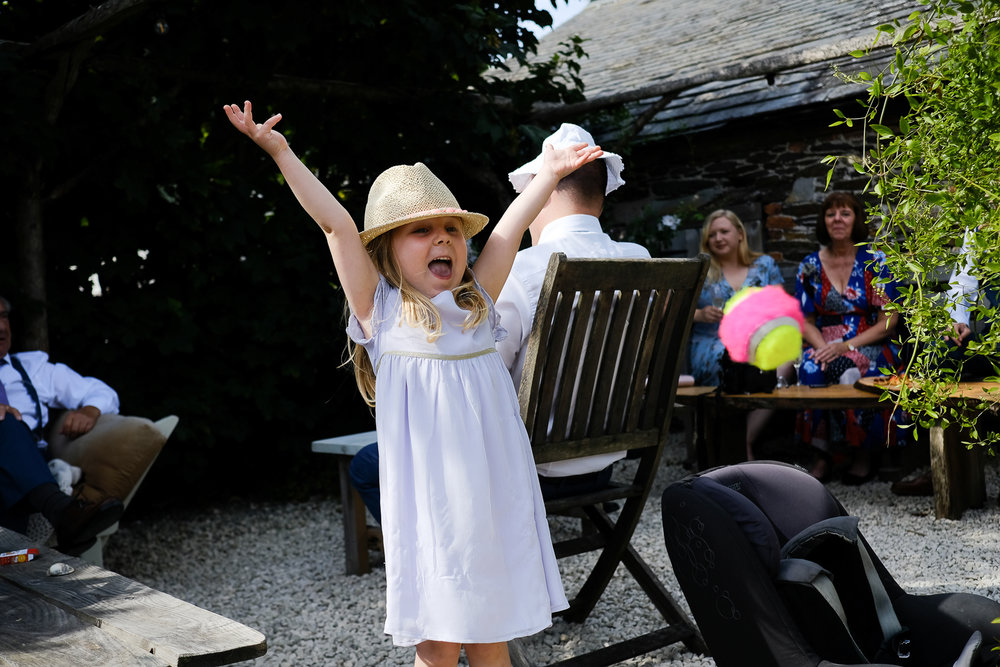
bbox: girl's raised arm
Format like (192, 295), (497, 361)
(472, 143), (603, 301)
(223, 101), (379, 329)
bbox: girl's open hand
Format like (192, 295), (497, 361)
(541, 142), (605, 179)
(223, 100), (287, 157)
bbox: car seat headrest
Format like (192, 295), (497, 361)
(702, 461), (843, 544)
(690, 476), (781, 576)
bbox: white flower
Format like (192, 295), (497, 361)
(660, 214), (681, 231)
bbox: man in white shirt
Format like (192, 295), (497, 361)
(930, 230), (996, 377)
(892, 233), (997, 496)
(498, 123), (649, 499)
(0, 296), (124, 554)
(349, 124), (649, 520)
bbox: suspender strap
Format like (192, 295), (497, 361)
(8, 355), (44, 441)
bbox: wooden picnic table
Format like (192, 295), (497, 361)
(677, 380), (996, 519)
(675, 383), (884, 470)
(855, 376), (996, 519)
(0, 527), (266, 666)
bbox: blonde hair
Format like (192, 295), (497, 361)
(349, 232), (489, 407)
(700, 209), (760, 283)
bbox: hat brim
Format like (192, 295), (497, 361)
(360, 209), (489, 246)
(508, 152), (625, 196)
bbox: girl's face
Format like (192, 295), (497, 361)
(707, 217), (743, 259)
(390, 216), (468, 298)
(824, 205), (856, 242)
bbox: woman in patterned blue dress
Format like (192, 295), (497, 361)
(796, 192), (902, 483)
(688, 209), (786, 458)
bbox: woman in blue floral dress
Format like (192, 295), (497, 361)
(688, 209), (786, 458)
(796, 192), (902, 483)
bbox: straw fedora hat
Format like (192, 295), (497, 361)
(360, 163), (489, 245)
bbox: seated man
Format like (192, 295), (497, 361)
(892, 231), (998, 496)
(0, 296), (124, 554)
(349, 124), (649, 523)
(940, 230), (997, 377)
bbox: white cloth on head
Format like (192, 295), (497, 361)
(347, 277), (568, 647)
(495, 214), (650, 477)
(507, 123), (625, 195)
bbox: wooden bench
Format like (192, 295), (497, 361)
(311, 431), (377, 575)
(0, 527), (266, 665)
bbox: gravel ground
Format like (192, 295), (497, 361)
(104, 435), (1000, 666)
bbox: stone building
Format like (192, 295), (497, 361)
(518, 0), (920, 283)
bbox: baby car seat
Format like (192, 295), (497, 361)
(661, 461), (1000, 667)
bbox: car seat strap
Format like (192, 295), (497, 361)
(778, 557), (867, 659)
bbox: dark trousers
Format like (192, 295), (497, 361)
(348, 441), (614, 526)
(0, 416), (56, 531)
(536, 465), (614, 499)
(348, 442), (382, 525)
(900, 331), (997, 380)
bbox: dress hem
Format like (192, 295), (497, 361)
(388, 614), (563, 647)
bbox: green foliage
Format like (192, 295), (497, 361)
(828, 0), (1000, 451)
(0, 1), (588, 509)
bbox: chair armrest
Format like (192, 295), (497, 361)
(47, 413), (170, 507)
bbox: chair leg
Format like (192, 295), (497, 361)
(559, 504), (634, 623)
(618, 542), (707, 654)
(560, 504), (706, 656)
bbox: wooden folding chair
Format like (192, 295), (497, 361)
(518, 252), (709, 666)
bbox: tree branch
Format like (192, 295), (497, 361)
(24, 0), (162, 58)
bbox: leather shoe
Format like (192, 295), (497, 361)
(55, 495), (124, 556)
(842, 469), (877, 486)
(891, 472), (933, 496)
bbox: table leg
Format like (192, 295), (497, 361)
(929, 425), (986, 520)
(694, 396), (709, 470)
(701, 399), (747, 469)
(337, 454), (371, 575)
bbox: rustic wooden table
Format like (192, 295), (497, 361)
(675, 383), (884, 470)
(0, 528), (266, 665)
(855, 377), (997, 519)
(677, 380), (996, 519)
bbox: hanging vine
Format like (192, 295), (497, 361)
(825, 0), (1000, 452)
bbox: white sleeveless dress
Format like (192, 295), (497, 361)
(348, 277), (568, 647)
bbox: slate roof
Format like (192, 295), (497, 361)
(517, 0), (922, 140)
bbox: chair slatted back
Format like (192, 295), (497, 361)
(519, 253), (708, 465)
(513, 252), (710, 666)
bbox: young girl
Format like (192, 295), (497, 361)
(224, 101), (602, 666)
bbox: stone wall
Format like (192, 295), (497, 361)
(602, 103), (875, 287)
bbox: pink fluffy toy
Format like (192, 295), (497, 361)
(718, 285), (805, 370)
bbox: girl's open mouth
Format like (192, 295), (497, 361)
(428, 257), (452, 279)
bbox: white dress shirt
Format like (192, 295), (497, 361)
(0, 351), (119, 443)
(495, 214), (650, 477)
(947, 231), (977, 326)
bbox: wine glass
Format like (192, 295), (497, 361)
(792, 353), (803, 386)
(711, 283), (727, 309)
